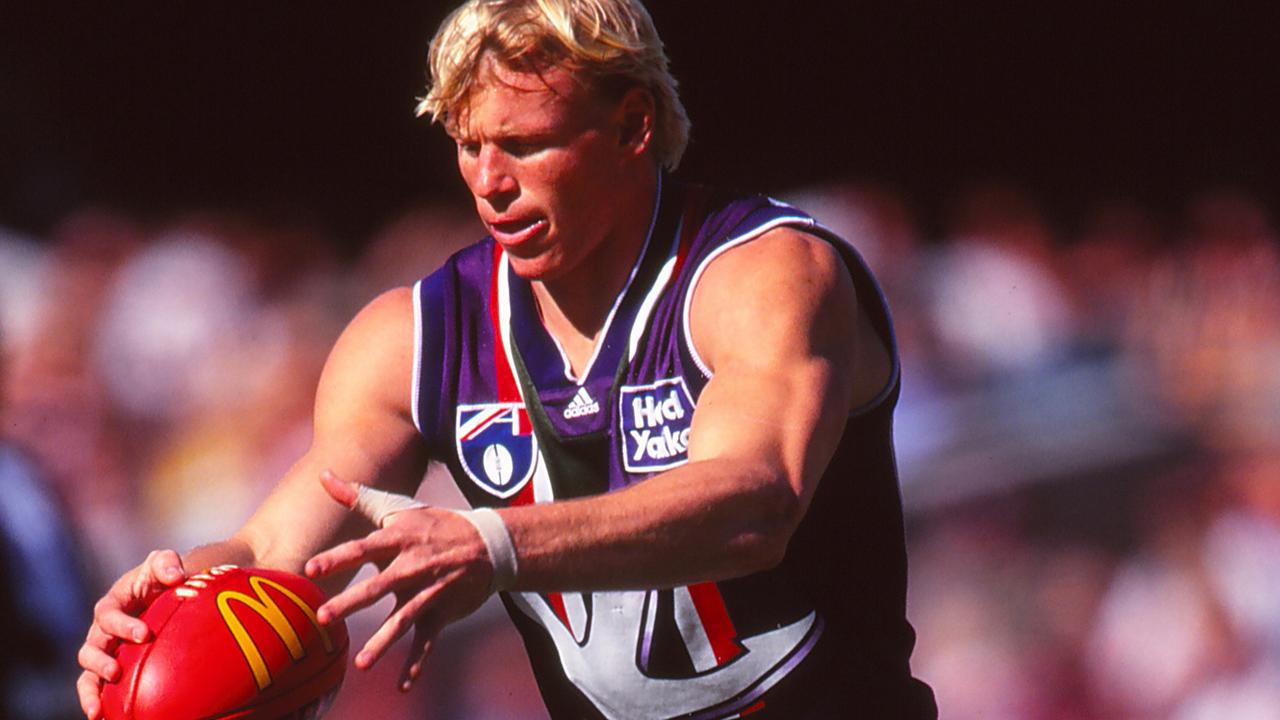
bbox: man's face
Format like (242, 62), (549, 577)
(451, 57), (636, 281)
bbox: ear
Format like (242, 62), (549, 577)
(614, 86), (656, 157)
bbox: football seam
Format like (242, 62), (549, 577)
(123, 582), (191, 719)
(200, 634), (350, 720)
(121, 640), (151, 719)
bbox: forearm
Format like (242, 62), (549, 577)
(499, 458), (800, 592)
(181, 537), (258, 574)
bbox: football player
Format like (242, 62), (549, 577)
(78, 1), (936, 717)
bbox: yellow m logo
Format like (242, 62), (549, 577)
(217, 576), (335, 691)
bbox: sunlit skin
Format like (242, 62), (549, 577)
(75, 53), (894, 720)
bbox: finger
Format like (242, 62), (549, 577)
(357, 569), (461, 670)
(84, 622), (122, 654)
(320, 468), (427, 527)
(398, 622), (441, 692)
(92, 597), (150, 644)
(108, 550), (184, 618)
(305, 533), (398, 580)
(77, 670), (103, 720)
(77, 642), (121, 682)
(316, 563), (409, 625)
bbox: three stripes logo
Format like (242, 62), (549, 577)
(562, 387), (600, 419)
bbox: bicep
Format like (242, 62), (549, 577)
(234, 287), (428, 571)
(686, 229), (861, 510)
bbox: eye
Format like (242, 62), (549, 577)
(457, 140), (480, 157)
(500, 138), (544, 158)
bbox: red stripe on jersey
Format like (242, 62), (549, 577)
(546, 591), (571, 630)
(510, 480), (536, 507)
(458, 407), (504, 442)
(686, 581), (742, 665)
(489, 243), (520, 402)
(740, 700), (766, 716)
(671, 187), (708, 279)
(490, 246), (561, 612)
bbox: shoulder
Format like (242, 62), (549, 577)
(697, 226), (846, 291)
(692, 226), (853, 323)
(678, 189), (842, 311)
(689, 227), (857, 370)
(687, 225), (898, 411)
(318, 287), (417, 410)
(348, 286), (415, 339)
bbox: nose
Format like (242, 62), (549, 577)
(472, 145), (517, 205)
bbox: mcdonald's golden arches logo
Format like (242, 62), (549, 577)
(216, 575), (336, 691)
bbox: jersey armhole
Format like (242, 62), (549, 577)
(412, 273), (451, 444)
(680, 215), (818, 379)
(679, 215), (902, 418)
(411, 278), (425, 435)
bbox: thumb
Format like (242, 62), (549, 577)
(128, 550), (186, 605)
(150, 549), (187, 586)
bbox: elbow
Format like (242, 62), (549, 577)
(733, 479), (803, 574)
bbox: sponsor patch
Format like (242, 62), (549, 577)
(620, 377), (695, 473)
(455, 403), (537, 498)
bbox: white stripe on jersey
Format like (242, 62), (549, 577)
(673, 585), (719, 672)
(411, 278), (424, 434)
(680, 214), (815, 379)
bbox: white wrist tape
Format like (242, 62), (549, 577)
(455, 508), (519, 593)
(353, 484), (427, 528)
(350, 485), (517, 592)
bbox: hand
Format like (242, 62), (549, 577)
(306, 471), (495, 691)
(76, 550), (187, 719)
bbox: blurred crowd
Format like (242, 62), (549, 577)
(1, 181), (1276, 719)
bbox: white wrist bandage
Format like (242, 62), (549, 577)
(455, 508), (519, 593)
(353, 484), (427, 528)
(350, 484), (517, 592)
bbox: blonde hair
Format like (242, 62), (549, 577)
(417, 0), (690, 171)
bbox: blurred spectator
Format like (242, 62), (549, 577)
(1, 330), (93, 719)
(4, 209), (144, 580)
(0, 444), (93, 720)
(1064, 200), (1162, 353)
(1124, 190), (1280, 450)
(0, 226), (50, 356)
(925, 184), (1078, 382)
(1085, 476), (1237, 717)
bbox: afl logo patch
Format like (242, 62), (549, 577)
(455, 403), (537, 498)
(620, 377), (695, 473)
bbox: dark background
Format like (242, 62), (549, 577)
(2, 1), (1276, 243)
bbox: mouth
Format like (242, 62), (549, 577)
(488, 217), (548, 248)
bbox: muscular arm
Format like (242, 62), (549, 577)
(227, 287), (427, 577)
(77, 288), (425, 719)
(501, 227), (889, 590)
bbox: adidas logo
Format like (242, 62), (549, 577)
(562, 386), (601, 419)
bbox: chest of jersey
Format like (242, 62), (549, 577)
(411, 178), (841, 719)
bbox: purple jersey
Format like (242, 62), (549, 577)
(412, 176), (936, 719)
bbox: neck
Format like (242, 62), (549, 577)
(532, 168), (659, 345)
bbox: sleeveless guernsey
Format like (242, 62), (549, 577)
(412, 176), (937, 719)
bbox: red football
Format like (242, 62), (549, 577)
(101, 565), (349, 720)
